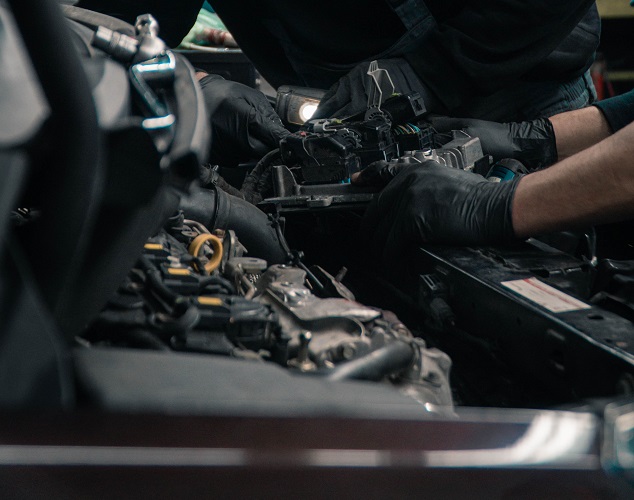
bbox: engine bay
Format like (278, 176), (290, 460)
(2, 3), (634, 495)
(79, 217), (454, 410)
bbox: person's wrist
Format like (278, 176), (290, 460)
(508, 117), (557, 170)
(538, 117), (558, 166)
(509, 175), (531, 239)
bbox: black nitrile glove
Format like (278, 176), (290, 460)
(352, 159), (411, 188)
(428, 116), (557, 171)
(313, 58), (436, 119)
(360, 161), (520, 265)
(199, 74), (290, 165)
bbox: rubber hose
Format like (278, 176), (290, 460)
(178, 187), (287, 264)
(326, 341), (415, 382)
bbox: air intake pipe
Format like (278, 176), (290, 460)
(178, 187), (288, 265)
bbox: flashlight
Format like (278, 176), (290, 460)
(275, 85), (326, 126)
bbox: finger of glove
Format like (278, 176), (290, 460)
(212, 97), (273, 161)
(376, 58), (442, 114)
(402, 164), (518, 245)
(440, 117), (554, 169)
(316, 58), (429, 120)
(401, 164), (493, 245)
(371, 163), (486, 245)
(354, 160), (391, 187)
(202, 77), (285, 144)
(427, 116), (515, 160)
(360, 164), (424, 267)
(314, 65), (371, 119)
(199, 75), (237, 116)
(361, 160), (485, 268)
(378, 58), (423, 96)
(200, 79), (254, 164)
(212, 92), (288, 158)
(362, 162), (517, 272)
(330, 59), (422, 117)
(248, 103), (290, 150)
(312, 80), (343, 119)
(315, 81), (367, 119)
(427, 116), (481, 133)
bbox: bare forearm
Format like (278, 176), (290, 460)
(549, 105), (612, 159)
(512, 121), (634, 237)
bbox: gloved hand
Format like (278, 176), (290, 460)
(360, 161), (520, 264)
(199, 74), (290, 165)
(427, 116), (557, 170)
(351, 159), (410, 188)
(313, 58), (436, 119)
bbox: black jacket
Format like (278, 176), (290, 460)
(210, 0), (600, 110)
(212, 0), (600, 109)
(405, 1), (601, 109)
(76, 0), (600, 111)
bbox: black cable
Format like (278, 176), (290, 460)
(269, 213), (324, 291)
(268, 212), (292, 260)
(252, 148), (281, 178)
(241, 148), (281, 202)
(199, 275), (236, 294)
(137, 255), (201, 337)
(267, 212), (326, 293)
(137, 255), (180, 306)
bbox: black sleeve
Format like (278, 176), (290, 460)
(594, 89), (634, 133)
(408, 0), (596, 110)
(74, 0), (203, 47)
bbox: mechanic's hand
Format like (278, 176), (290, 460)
(351, 159), (410, 188)
(360, 161), (520, 264)
(428, 116), (557, 171)
(313, 58), (436, 119)
(198, 74), (290, 165)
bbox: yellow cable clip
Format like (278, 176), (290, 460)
(188, 233), (223, 274)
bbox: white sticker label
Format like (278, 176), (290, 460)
(501, 277), (591, 313)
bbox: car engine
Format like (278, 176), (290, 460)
(80, 213), (454, 410)
(2, 2), (634, 495)
(0, 0), (634, 430)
